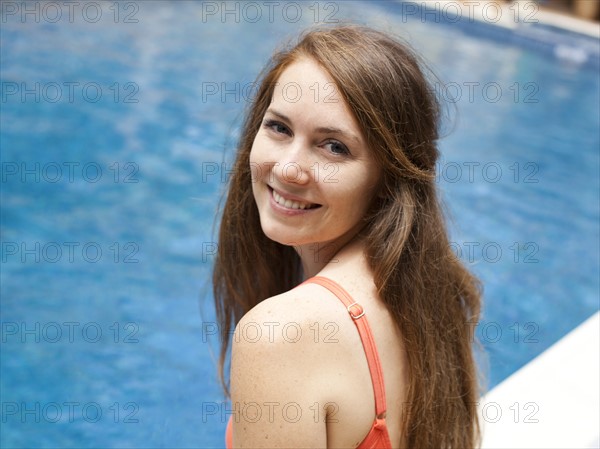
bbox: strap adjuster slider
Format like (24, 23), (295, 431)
(347, 302), (365, 319)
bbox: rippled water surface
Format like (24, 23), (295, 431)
(1, 1), (598, 447)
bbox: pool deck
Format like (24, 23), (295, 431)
(480, 311), (600, 448)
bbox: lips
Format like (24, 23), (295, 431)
(269, 186), (321, 210)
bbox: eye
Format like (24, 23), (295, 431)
(263, 119), (291, 136)
(323, 140), (350, 156)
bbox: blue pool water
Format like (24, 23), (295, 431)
(1, 1), (598, 447)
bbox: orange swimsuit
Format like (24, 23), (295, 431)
(225, 276), (393, 448)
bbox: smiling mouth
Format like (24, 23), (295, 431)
(269, 187), (321, 210)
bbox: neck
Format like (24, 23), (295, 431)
(295, 231), (365, 281)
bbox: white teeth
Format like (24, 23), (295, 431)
(272, 189), (313, 210)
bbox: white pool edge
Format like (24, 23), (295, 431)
(479, 311), (600, 448)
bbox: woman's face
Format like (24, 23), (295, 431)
(250, 57), (381, 250)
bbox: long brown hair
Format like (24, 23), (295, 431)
(213, 24), (482, 448)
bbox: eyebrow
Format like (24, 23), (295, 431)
(265, 108), (361, 144)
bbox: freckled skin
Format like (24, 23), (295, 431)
(249, 57), (381, 277)
(232, 57), (407, 448)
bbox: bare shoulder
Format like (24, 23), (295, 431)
(229, 283), (354, 447)
(232, 282), (352, 363)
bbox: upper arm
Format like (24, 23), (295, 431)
(230, 299), (330, 448)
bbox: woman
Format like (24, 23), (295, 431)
(213, 24), (482, 448)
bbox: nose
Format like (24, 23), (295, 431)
(273, 138), (312, 185)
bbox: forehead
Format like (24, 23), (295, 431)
(270, 57), (359, 130)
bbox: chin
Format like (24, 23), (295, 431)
(259, 219), (290, 245)
(258, 221), (308, 247)
(262, 229), (302, 247)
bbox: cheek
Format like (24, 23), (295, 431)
(334, 167), (380, 211)
(249, 136), (266, 183)
(342, 165), (378, 195)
